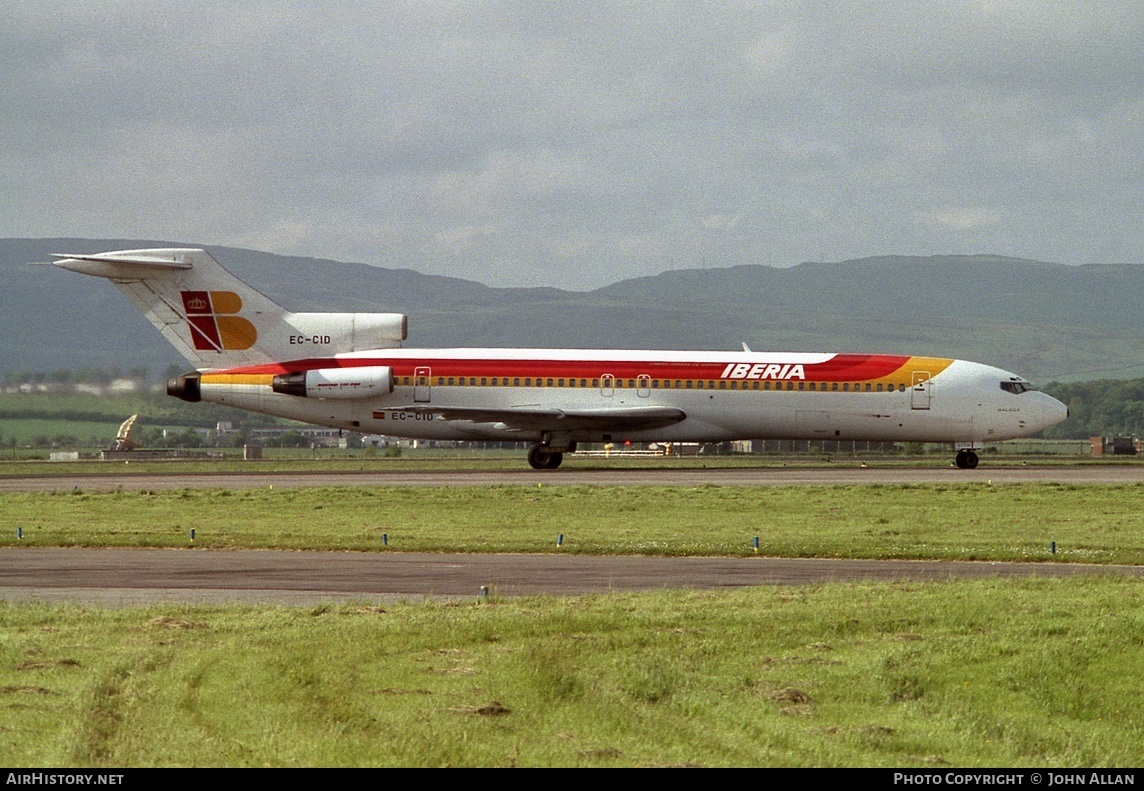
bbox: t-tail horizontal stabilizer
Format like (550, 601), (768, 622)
(52, 248), (407, 371)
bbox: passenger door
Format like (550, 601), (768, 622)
(911, 371), (931, 410)
(414, 366), (432, 403)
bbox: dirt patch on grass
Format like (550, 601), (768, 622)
(16, 658), (80, 670)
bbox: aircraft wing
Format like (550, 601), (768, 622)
(380, 404), (686, 433)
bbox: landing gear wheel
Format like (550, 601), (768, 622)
(955, 450), (979, 470)
(528, 445), (564, 470)
(528, 445), (550, 470)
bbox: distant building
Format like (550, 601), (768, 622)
(1090, 436), (1140, 455)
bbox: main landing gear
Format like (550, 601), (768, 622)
(529, 441), (579, 470)
(955, 449), (979, 470)
(528, 444), (564, 470)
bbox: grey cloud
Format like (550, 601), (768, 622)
(1, 1), (1140, 289)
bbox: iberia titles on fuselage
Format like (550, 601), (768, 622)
(52, 248), (1068, 470)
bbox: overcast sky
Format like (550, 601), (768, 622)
(2, 2), (1141, 289)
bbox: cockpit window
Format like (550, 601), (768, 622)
(1000, 381), (1038, 394)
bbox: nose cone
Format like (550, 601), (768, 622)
(1035, 392), (1069, 432)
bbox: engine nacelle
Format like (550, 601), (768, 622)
(287, 312), (407, 350)
(272, 366), (394, 399)
(167, 373), (201, 403)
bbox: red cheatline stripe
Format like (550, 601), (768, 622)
(216, 354), (923, 381)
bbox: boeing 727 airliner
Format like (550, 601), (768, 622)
(53, 248), (1068, 469)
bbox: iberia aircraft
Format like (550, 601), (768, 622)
(53, 248), (1068, 470)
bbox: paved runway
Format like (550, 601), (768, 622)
(3, 463), (1144, 492)
(1, 547), (1140, 607)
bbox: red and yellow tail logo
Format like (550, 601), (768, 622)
(180, 291), (257, 351)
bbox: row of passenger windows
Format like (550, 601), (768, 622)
(401, 376), (911, 392)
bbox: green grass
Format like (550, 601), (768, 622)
(2, 483), (1143, 563)
(3, 451), (1140, 767)
(0, 389), (279, 430)
(0, 418), (122, 445)
(1, 577), (1140, 767)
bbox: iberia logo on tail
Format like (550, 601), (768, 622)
(180, 291), (258, 351)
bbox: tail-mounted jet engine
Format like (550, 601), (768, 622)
(272, 366), (394, 399)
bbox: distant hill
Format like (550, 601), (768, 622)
(3, 238), (1142, 383)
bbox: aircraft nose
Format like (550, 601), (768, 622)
(1038, 393), (1069, 430)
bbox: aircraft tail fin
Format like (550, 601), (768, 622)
(52, 248), (407, 370)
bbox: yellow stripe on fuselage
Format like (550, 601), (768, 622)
(885, 356), (955, 384)
(200, 373), (275, 387)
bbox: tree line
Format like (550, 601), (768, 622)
(1041, 379), (1144, 439)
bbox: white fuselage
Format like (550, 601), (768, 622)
(195, 348), (1068, 446)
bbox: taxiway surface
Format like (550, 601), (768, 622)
(1, 547), (1140, 606)
(3, 464), (1144, 492)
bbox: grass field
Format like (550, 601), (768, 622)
(0, 418), (123, 445)
(1, 482), (1142, 563)
(2, 461), (1141, 767)
(1, 577), (1140, 767)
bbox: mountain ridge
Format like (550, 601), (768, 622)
(3, 238), (1141, 383)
